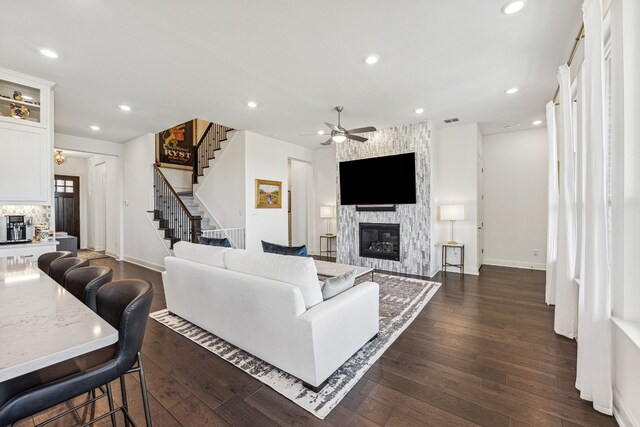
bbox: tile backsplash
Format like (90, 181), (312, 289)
(0, 205), (51, 227)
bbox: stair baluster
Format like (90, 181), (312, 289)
(193, 122), (234, 184)
(153, 164), (201, 248)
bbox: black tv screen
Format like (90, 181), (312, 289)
(339, 152), (417, 205)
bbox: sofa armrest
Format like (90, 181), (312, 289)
(296, 281), (379, 385)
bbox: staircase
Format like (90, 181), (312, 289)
(149, 122), (235, 250)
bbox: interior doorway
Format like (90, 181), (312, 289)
(54, 175), (80, 248)
(93, 162), (107, 251)
(288, 159), (313, 249)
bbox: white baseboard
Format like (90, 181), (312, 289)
(614, 387), (638, 427)
(123, 255), (165, 272)
(482, 258), (546, 271)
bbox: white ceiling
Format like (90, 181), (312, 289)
(1, 0), (581, 147)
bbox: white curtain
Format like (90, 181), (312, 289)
(545, 101), (559, 305)
(553, 64), (578, 339)
(575, 0), (612, 414)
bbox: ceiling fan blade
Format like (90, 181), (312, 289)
(325, 122), (340, 132)
(320, 138), (333, 146)
(346, 126), (377, 134)
(347, 134), (368, 142)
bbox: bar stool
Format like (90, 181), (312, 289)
(37, 251), (72, 275)
(0, 279), (155, 427)
(48, 257), (90, 285)
(63, 266), (113, 311)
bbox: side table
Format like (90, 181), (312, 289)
(319, 235), (336, 260)
(442, 243), (464, 274)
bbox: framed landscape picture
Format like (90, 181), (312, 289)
(255, 179), (282, 208)
(156, 120), (195, 170)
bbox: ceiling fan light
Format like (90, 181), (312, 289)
(332, 134), (347, 143)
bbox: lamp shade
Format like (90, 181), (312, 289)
(320, 205), (336, 219)
(440, 204), (465, 221)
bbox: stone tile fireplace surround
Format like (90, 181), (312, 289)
(336, 121), (434, 276)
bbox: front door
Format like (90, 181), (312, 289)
(54, 175), (80, 248)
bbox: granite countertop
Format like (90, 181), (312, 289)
(0, 241), (57, 248)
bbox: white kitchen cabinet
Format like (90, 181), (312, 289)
(0, 242), (56, 260)
(0, 68), (54, 205)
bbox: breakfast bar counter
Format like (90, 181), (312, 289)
(0, 256), (118, 382)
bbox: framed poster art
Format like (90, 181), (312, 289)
(255, 179), (282, 208)
(156, 120), (195, 170)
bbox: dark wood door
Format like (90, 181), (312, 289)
(54, 175), (80, 248)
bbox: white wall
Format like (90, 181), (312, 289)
(54, 133), (123, 258)
(289, 159), (313, 248)
(311, 146), (337, 255)
(161, 168), (192, 194)
(244, 132), (313, 251)
(123, 133), (169, 270)
(54, 157), (89, 248)
(482, 128), (548, 270)
(86, 155), (119, 256)
(436, 123), (480, 274)
(195, 131), (246, 229)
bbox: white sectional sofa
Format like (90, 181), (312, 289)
(162, 241), (379, 389)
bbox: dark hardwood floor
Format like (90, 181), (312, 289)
(16, 259), (618, 426)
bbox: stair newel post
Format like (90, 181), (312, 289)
(190, 217), (201, 243)
(192, 144), (198, 185)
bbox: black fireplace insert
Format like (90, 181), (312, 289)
(359, 223), (400, 261)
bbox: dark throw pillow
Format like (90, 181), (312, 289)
(198, 236), (232, 247)
(261, 240), (308, 257)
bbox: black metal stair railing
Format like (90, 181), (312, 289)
(193, 122), (234, 184)
(153, 164), (201, 248)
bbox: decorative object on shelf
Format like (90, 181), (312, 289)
(12, 91), (22, 101)
(320, 205), (336, 236)
(34, 225), (52, 242)
(155, 120), (195, 170)
(53, 149), (67, 165)
(440, 204), (465, 244)
(9, 103), (30, 119)
(255, 179), (282, 208)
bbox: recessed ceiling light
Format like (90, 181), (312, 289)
(90, 125), (100, 131)
(414, 108), (425, 114)
(39, 49), (58, 58)
(502, 0), (525, 15)
(119, 104), (131, 111)
(317, 130), (325, 135)
(505, 87), (519, 95)
(364, 54), (379, 65)
(532, 120), (543, 126)
(247, 101), (258, 108)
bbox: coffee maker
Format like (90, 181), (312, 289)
(0, 215), (34, 244)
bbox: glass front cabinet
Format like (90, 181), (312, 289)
(0, 68), (54, 204)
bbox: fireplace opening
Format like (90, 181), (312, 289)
(359, 223), (400, 261)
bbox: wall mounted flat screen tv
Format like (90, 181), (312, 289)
(339, 152), (416, 205)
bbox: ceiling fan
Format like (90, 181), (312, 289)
(316, 106), (377, 146)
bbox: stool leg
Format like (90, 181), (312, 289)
(105, 382), (117, 427)
(120, 376), (130, 427)
(137, 352), (153, 427)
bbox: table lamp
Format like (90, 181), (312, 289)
(440, 204), (465, 244)
(320, 205), (336, 236)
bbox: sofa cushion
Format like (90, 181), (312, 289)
(224, 250), (322, 309)
(321, 269), (357, 300)
(198, 236), (232, 247)
(261, 240), (308, 257)
(173, 241), (230, 269)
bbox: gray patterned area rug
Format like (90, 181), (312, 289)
(150, 273), (440, 419)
